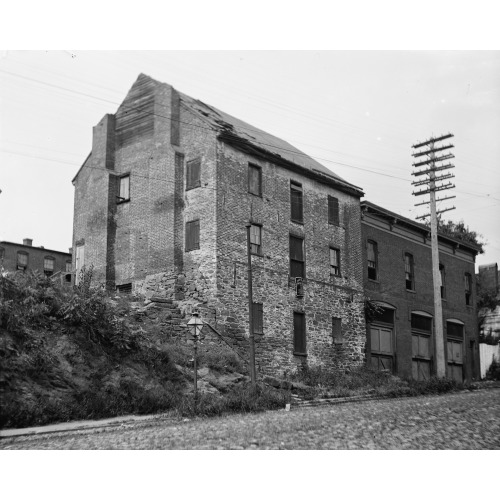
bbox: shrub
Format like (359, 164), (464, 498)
(486, 358), (500, 381)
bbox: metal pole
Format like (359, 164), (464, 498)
(245, 222), (257, 387)
(193, 339), (198, 405)
(429, 142), (446, 378)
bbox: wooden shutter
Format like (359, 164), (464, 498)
(253, 302), (263, 334)
(248, 164), (261, 195)
(186, 220), (200, 251)
(332, 317), (342, 344)
(119, 175), (130, 200)
(186, 159), (201, 190)
(328, 196), (340, 225)
(290, 183), (303, 222)
(293, 312), (306, 354)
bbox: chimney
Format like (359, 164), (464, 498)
(23, 238), (33, 246)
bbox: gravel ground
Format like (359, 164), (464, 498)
(2, 388), (499, 450)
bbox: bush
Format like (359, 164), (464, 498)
(486, 358), (500, 380)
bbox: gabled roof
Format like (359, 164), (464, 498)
(361, 200), (483, 255)
(73, 74), (364, 196)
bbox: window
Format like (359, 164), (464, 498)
(367, 240), (378, 280)
(66, 261), (72, 273)
(404, 253), (414, 290)
(464, 273), (472, 306)
(250, 224), (262, 255)
(75, 244), (85, 285)
(411, 313), (432, 381)
(186, 159), (201, 190)
(293, 311), (306, 355)
(252, 302), (263, 335)
(289, 235), (305, 278)
(290, 181), (303, 223)
(332, 317), (343, 344)
(248, 164), (262, 196)
(368, 306), (394, 372)
(439, 263), (446, 299)
(328, 196), (340, 225)
(17, 251), (28, 271)
(446, 320), (464, 383)
(118, 174), (130, 202)
(65, 261), (72, 283)
(44, 256), (55, 277)
(185, 220), (200, 251)
(116, 283), (132, 294)
(330, 247), (340, 276)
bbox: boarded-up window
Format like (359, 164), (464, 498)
(185, 220), (200, 251)
(17, 251), (28, 271)
(411, 313), (432, 381)
(464, 273), (472, 305)
(328, 196), (340, 225)
(250, 224), (262, 255)
(290, 235), (305, 278)
(293, 311), (306, 355)
(367, 240), (377, 280)
(332, 317), (343, 344)
(370, 325), (394, 372)
(330, 247), (340, 276)
(44, 256), (55, 276)
(290, 182), (303, 223)
(186, 159), (201, 190)
(248, 164), (262, 196)
(405, 253), (414, 290)
(253, 302), (263, 335)
(119, 174), (130, 202)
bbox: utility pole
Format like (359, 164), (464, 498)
(411, 133), (456, 378)
(245, 222), (257, 388)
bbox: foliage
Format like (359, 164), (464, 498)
(432, 218), (485, 252)
(485, 358), (500, 381)
(477, 278), (500, 332)
(364, 299), (385, 323)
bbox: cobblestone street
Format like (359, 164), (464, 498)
(2, 389), (499, 450)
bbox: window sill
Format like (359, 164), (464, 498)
(290, 219), (304, 225)
(248, 191), (262, 198)
(406, 289), (416, 294)
(185, 247), (200, 253)
(117, 198), (130, 205)
(186, 185), (201, 192)
(330, 273), (342, 279)
(293, 351), (307, 357)
(368, 278), (379, 284)
(250, 251), (264, 258)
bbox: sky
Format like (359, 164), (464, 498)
(1, 50), (499, 269)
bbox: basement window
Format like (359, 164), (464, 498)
(116, 283), (132, 294)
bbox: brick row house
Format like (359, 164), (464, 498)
(72, 74), (367, 376)
(0, 238), (72, 283)
(361, 201), (481, 382)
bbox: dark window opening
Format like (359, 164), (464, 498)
(116, 283), (132, 294)
(332, 317), (343, 344)
(250, 224), (262, 255)
(252, 302), (263, 335)
(464, 273), (472, 306)
(248, 164), (262, 196)
(328, 196), (340, 225)
(330, 247), (340, 276)
(367, 240), (378, 280)
(118, 174), (130, 203)
(439, 263), (446, 299)
(405, 253), (414, 290)
(290, 235), (305, 278)
(411, 314), (432, 333)
(186, 159), (201, 191)
(370, 307), (394, 325)
(186, 220), (200, 251)
(293, 311), (306, 355)
(290, 181), (303, 223)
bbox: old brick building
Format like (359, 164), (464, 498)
(361, 201), (481, 382)
(72, 73), (366, 375)
(0, 238), (72, 282)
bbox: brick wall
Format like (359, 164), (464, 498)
(361, 209), (479, 381)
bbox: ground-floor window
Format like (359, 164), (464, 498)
(446, 321), (464, 382)
(411, 312), (433, 381)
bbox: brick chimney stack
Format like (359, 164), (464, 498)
(23, 238), (33, 246)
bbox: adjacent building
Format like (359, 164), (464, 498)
(72, 73), (367, 375)
(0, 238), (72, 283)
(361, 201), (482, 382)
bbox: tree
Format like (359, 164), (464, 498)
(434, 218), (485, 252)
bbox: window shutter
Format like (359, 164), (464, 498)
(293, 312), (306, 354)
(328, 196), (340, 225)
(187, 159), (201, 190)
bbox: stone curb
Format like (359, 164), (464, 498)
(0, 412), (175, 439)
